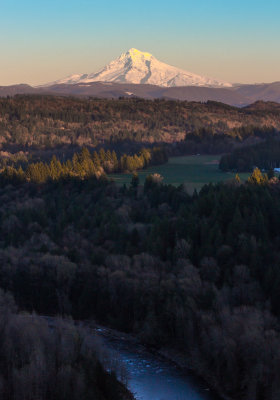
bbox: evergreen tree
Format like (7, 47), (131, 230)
(111, 150), (118, 171)
(235, 173), (241, 184)
(248, 168), (266, 185)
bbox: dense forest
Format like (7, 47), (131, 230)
(220, 139), (280, 172)
(0, 96), (279, 156)
(0, 290), (133, 400)
(0, 166), (280, 399)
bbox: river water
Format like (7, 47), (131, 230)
(96, 327), (219, 400)
(42, 317), (220, 400)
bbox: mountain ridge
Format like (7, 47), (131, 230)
(1, 81), (280, 106)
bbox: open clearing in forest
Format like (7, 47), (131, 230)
(110, 154), (250, 192)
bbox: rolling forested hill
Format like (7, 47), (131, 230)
(0, 96), (279, 155)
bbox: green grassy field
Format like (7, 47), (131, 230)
(109, 155), (250, 192)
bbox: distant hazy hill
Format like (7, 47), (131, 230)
(0, 82), (280, 107)
(37, 82), (249, 106)
(0, 82), (249, 106)
(233, 81), (280, 103)
(0, 84), (40, 96)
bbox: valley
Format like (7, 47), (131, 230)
(110, 154), (250, 191)
(0, 95), (279, 400)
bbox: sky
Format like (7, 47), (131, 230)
(1, 0), (280, 86)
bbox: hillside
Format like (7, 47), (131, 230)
(0, 96), (279, 156)
(0, 82), (248, 106)
(234, 81), (280, 103)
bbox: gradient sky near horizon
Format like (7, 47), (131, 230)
(1, 0), (280, 86)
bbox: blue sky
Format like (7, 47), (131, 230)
(1, 0), (279, 85)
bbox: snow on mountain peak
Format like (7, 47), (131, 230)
(125, 48), (153, 60)
(45, 49), (232, 88)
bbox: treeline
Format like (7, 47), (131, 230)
(186, 125), (277, 142)
(0, 96), (279, 150)
(0, 146), (167, 183)
(1, 171), (280, 398)
(0, 290), (133, 400)
(220, 139), (280, 171)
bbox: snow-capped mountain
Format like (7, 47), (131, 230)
(45, 48), (232, 88)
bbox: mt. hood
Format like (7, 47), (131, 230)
(46, 48), (232, 88)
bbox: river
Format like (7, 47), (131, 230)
(42, 316), (220, 400)
(95, 326), (220, 400)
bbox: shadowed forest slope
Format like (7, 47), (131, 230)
(0, 172), (280, 399)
